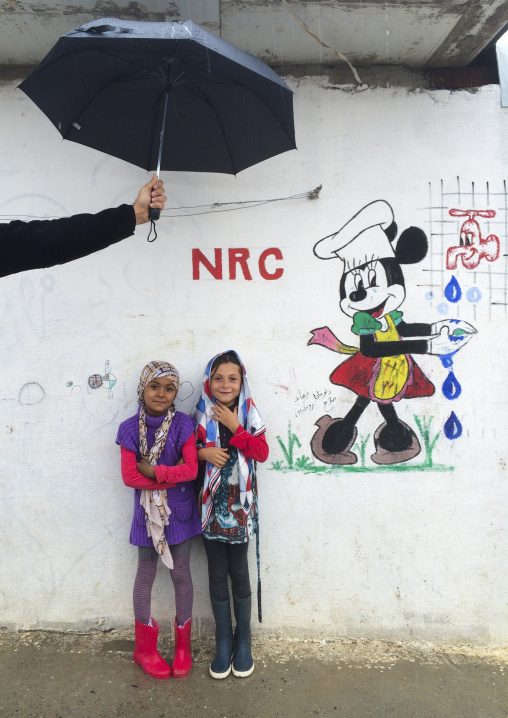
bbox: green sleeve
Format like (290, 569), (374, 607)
(390, 309), (404, 325)
(352, 311), (382, 335)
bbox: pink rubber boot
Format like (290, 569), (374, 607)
(172, 617), (192, 679)
(133, 619), (172, 680)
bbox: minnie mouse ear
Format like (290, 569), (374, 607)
(395, 227), (428, 264)
(384, 221), (398, 242)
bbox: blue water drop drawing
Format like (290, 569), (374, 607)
(466, 286), (482, 303)
(444, 276), (462, 303)
(425, 291), (434, 301)
(437, 302), (449, 315)
(439, 350), (459, 369)
(444, 411), (462, 440)
(442, 371), (462, 400)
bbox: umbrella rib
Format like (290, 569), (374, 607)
(25, 34), (294, 172)
(179, 75), (295, 170)
(33, 45), (294, 149)
(57, 52), (173, 139)
(174, 64), (296, 149)
(142, 43), (181, 172)
(177, 81), (238, 174)
(29, 46), (167, 84)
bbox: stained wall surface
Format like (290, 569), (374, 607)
(0, 71), (506, 643)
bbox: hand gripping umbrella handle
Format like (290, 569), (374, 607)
(148, 169), (161, 222)
(146, 173), (160, 241)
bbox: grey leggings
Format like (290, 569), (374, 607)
(134, 539), (193, 626)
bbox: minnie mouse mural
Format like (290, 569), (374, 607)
(309, 200), (476, 466)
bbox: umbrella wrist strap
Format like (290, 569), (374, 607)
(147, 219), (158, 242)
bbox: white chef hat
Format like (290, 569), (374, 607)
(314, 200), (395, 268)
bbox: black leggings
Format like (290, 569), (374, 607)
(202, 537), (251, 602)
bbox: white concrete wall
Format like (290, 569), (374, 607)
(0, 71), (506, 643)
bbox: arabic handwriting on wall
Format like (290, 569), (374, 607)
(294, 387), (337, 418)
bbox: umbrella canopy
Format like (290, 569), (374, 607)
(19, 18), (296, 175)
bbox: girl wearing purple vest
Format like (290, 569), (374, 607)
(116, 361), (201, 680)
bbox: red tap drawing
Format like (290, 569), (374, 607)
(446, 209), (500, 270)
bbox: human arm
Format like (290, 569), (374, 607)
(152, 435), (198, 483)
(211, 401), (240, 433)
(230, 428), (269, 463)
(134, 435), (197, 484)
(196, 401), (239, 468)
(121, 447), (179, 490)
(132, 174), (167, 225)
(0, 175), (166, 278)
(197, 447), (230, 468)
(200, 403), (268, 464)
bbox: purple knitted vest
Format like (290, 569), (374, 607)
(116, 408), (202, 547)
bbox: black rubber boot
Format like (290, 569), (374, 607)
(209, 598), (234, 679)
(232, 594), (254, 678)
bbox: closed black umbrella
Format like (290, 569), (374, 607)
(19, 18), (296, 178)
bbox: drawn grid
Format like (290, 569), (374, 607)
(420, 178), (508, 322)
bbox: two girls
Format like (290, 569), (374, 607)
(118, 351), (268, 681)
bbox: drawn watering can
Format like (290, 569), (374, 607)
(88, 360), (117, 398)
(446, 208), (500, 270)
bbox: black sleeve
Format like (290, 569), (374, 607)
(0, 204), (136, 278)
(396, 320), (433, 338)
(360, 333), (429, 358)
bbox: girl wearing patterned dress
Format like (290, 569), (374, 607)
(116, 361), (201, 680)
(194, 350), (269, 679)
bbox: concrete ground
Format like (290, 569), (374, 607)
(0, 631), (506, 718)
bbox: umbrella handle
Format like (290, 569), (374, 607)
(148, 91), (168, 224)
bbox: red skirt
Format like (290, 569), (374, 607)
(330, 352), (435, 402)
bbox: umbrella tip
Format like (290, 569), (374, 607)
(74, 23), (131, 36)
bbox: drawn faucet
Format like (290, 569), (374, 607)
(446, 208), (500, 270)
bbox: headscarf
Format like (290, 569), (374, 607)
(194, 350), (265, 530)
(138, 361), (180, 569)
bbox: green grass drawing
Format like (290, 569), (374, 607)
(276, 420), (301, 469)
(352, 433), (371, 467)
(295, 455), (314, 470)
(269, 415), (451, 474)
(413, 414), (440, 468)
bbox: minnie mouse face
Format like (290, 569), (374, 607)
(339, 258), (406, 320)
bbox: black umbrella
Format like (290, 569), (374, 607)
(19, 18), (296, 187)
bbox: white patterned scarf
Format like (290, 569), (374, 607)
(137, 361), (180, 569)
(194, 350), (265, 530)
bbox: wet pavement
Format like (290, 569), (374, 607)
(0, 631), (506, 718)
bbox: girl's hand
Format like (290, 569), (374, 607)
(212, 402), (240, 433)
(200, 447), (230, 468)
(137, 458), (156, 479)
